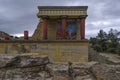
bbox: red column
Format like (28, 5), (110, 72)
(24, 30), (28, 40)
(80, 18), (85, 39)
(42, 18), (48, 39)
(61, 18), (67, 39)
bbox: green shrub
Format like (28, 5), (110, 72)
(93, 44), (102, 52)
(115, 47), (120, 56)
(106, 48), (116, 53)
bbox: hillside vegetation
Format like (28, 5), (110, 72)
(90, 28), (120, 55)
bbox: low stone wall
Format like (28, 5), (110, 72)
(0, 53), (49, 80)
(0, 40), (89, 62)
(0, 53), (120, 80)
(89, 48), (120, 65)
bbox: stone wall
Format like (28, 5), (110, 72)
(0, 53), (120, 80)
(32, 21), (42, 40)
(0, 40), (89, 62)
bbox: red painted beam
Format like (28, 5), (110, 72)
(42, 18), (48, 39)
(80, 18), (85, 39)
(62, 18), (67, 39)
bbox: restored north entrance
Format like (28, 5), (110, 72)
(31, 6), (89, 62)
(0, 6), (89, 62)
(32, 6), (88, 40)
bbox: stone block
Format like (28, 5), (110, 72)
(0, 53), (49, 68)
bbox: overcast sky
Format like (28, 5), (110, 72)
(0, 0), (120, 38)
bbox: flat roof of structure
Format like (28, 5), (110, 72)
(37, 6), (88, 18)
(38, 6), (88, 10)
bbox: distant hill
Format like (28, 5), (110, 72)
(0, 31), (10, 40)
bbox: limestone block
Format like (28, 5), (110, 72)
(0, 53), (49, 68)
(0, 54), (18, 68)
(46, 62), (97, 80)
(91, 63), (120, 80)
(0, 68), (52, 80)
(17, 53), (49, 67)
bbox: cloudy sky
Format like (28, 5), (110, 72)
(0, 0), (120, 38)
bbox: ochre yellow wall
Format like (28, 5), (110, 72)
(48, 19), (58, 40)
(32, 21), (42, 40)
(0, 41), (89, 62)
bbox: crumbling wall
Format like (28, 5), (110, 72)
(0, 53), (120, 80)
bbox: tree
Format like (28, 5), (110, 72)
(96, 29), (108, 51)
(90, 28), (120, 55)
(90, 37), (99, 46)
(96, 29), (107, 40)
(107, 29), (119, 48)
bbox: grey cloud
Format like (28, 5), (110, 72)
(0, 0), (120, 38)
(0, 0), (39, 35)
(103, 1), (120, 19)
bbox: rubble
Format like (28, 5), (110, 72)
(0, 53), (49, 68)
(91, 63), (120, 80)
(0, 53), (120, 80)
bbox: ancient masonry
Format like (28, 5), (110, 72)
(0, 6), (89, 62)
(0, 6), (120, 80)
(32, 6), (88, 40)
(0, 53), (120, 80)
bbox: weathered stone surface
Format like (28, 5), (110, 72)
(0, 53), (51, 80)
(99, 53), (120, 64)
(0, 53), (119, 80)
(47, 63), (69, 80)
(73, 62), (97, 80)
(0, 54), (19, 68)
(0, 68), (52, 80)
(91, 63), (120, 80)
(73, 62), (97, 78)
(17, 53), (49, 67)
(75, 75), (95, 80)
(47, 62), (97, 80)
(0, 53), (49, 68)
(89, 48), (120, 65)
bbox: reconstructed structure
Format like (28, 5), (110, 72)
(32, 6), (88, 40)
(0, 6), (89, 62)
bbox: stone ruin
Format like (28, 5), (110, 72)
(0, 6), (120, 80)
(0, 53), (120, 80)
